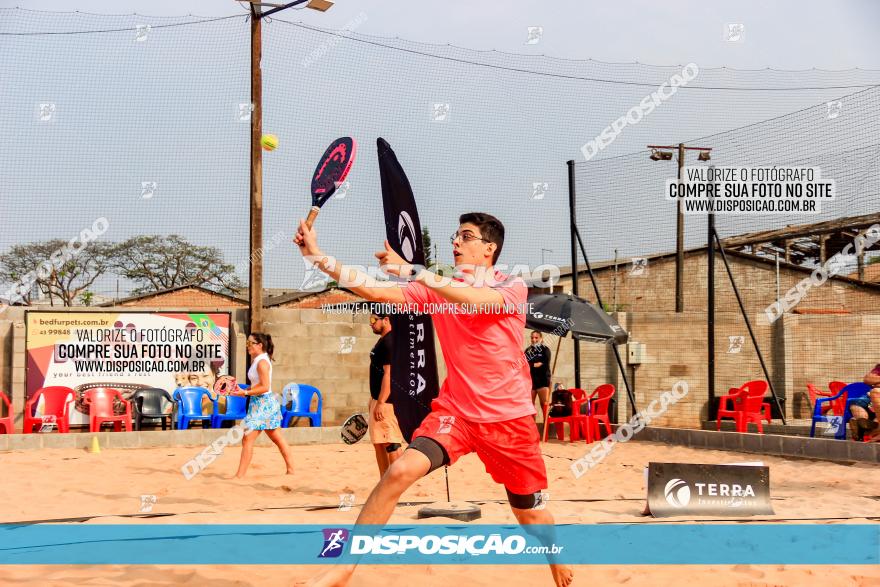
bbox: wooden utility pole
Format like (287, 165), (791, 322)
(648, 144), (711, 313)
(245, 0), (332, 332)
(249, 3), (264, 332)
(676, 143), (685, 312)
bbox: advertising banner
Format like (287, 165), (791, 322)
(26, 311), (231, 425)
(647, 462), (773, 517)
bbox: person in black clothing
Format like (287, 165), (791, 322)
(368, 307), (405, 476)
(526, 330), (552, 420)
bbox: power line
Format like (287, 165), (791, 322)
(275, 19), (880, 92)
(0, 13), (244, 36)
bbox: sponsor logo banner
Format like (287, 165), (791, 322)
(647, 462), (773, 517)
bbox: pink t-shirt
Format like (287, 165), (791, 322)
(402, 272), (535, 423)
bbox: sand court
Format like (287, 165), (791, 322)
(0, 441), (877, 585)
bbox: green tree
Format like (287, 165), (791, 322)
(112, 235), (243, 295)
(422, 227), (433, 268)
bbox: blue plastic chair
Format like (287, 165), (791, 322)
(280, 383), (322, 428)
(811, 382), (871, 440)
(211, 395), (248, 428)
(172, 387), (216, 430)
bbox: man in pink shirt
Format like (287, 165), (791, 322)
(294, 212), (573, 587)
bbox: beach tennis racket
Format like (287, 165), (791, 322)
(341, 413), (368, 445)
(213, 375), (241, 396)
(306, 137), (357, 229)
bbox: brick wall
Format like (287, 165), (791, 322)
(559, 252), (880, 314)
(1, 304), (876, 430)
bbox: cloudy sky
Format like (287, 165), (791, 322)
(2, 0), (878, 297)
(7, 0), (880, 69)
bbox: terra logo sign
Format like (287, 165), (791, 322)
(664, 478), (691, 508)
(318, 528), (350, 558)
(531, 311), (567, 323)
(665, 478), (757, 508)
(398, 211), (417, 263)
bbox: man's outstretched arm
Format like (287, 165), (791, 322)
(375, 240), (505, 308)
(294, 219), (407, 306)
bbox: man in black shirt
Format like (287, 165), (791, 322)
(368, 307), (405, 476)
(526, 330), (552, 421)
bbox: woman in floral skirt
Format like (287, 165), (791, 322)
(233, 332), (295, 478)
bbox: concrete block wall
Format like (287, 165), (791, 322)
(561, 252), (880, 314)
(263, 308), (452, 426)
(0, 307), (25, 428)
(1, 304), (877, 430)
(781, 313), (880, 418)
(576, 311), (778, 429)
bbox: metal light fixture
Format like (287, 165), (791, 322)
(650, 149), (673, 161)
(244, 0), (334, 14)
(306, 0), (334, 11)
(698, 151), (711, 161)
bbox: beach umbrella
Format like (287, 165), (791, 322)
(527, 292), (628, 345)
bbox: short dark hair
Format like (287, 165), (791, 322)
(459, 212), (505, 264)
(369, 303), (392, 319)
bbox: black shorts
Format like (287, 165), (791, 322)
(531, 377), (550, 390)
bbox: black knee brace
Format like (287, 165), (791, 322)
(506, 488), (547, 509)
(385, 443), (402, 453)
(408, 436), (449, 474)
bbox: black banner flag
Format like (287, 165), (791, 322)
(377, 138), (440, 441)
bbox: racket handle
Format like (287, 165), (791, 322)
(305, 206), (320, 229)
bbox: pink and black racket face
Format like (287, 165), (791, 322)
(311, 137), (357, 208)
(213, 375), (239, 396)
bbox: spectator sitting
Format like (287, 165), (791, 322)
(849, 363), (880, 441)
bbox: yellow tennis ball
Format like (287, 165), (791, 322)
(261, 134), (278, 151)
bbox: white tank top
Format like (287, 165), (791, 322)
(247, 353), (273, 395)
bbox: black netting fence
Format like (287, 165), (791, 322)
(2, 8), (879, 434)
(572, 86), (880, 432)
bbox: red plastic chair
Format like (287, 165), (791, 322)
(828, 381), (848, 416)
(717, 381), (769, 431)
(586, 384), (615, 440)
(807, 383), (834, 416)
(543, 388), (590, 442)
(736, 384), (771, 433)
(716, 386), (743, 429)
(83, 388), (133, 432)
(0, 391), (14, 434)
(24, 386), (74, 433)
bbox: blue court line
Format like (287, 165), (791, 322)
(0, 524), (876, 565)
